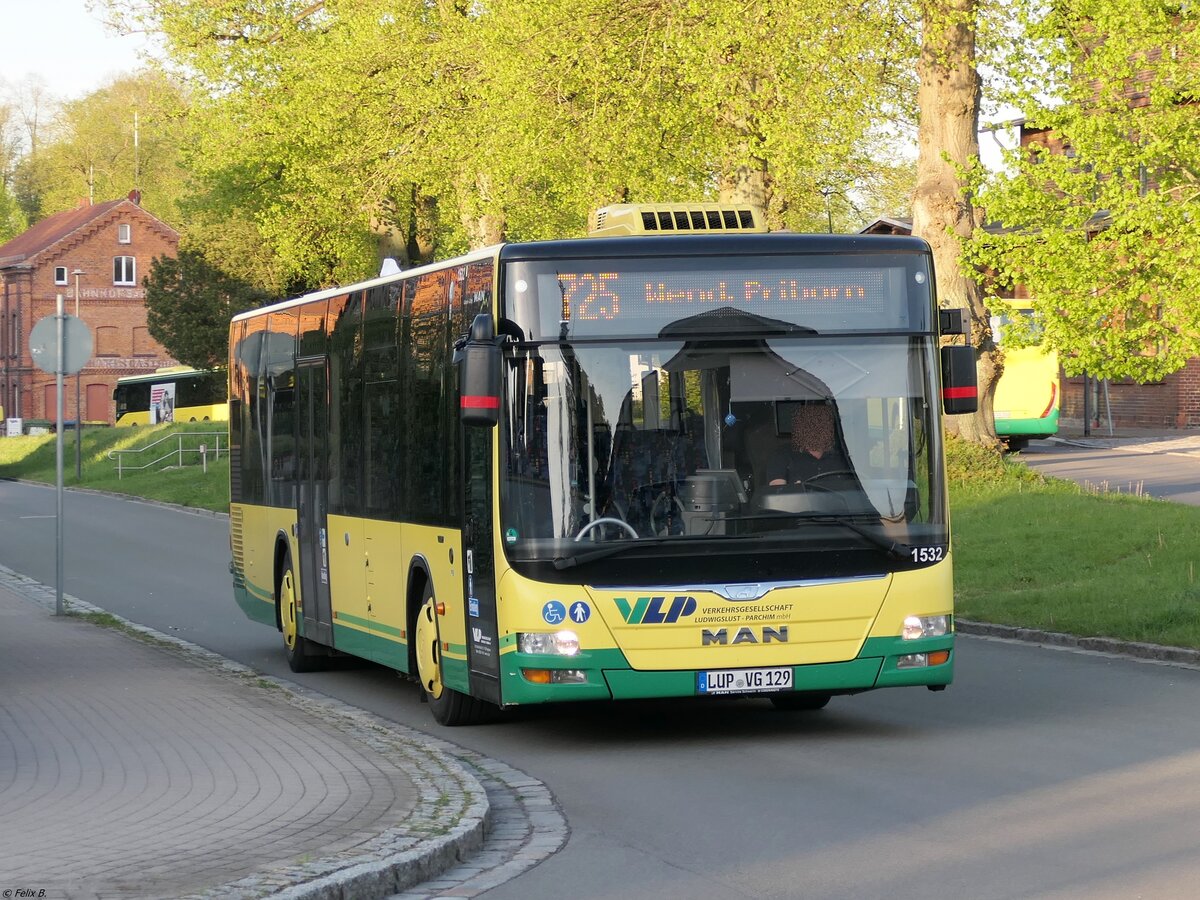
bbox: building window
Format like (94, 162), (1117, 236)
(118, 223), (131, 243)
(95, 326), (119, 357)
(113, 256), (136, 286)
(132, 325), (154, 356)
(55, 266), (68, 285)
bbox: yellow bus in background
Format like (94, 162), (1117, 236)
(992, 301), (1059, 451)
(113, 367), (228, 426)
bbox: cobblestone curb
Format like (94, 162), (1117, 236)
(958, 619), (1200, 669)
(0, 563), (491, 900)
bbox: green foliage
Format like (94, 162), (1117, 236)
(944, 432), (1043, 486)
(143, 248), (270, 370)
(0, 178), (25, 242)
(107, 0), (920, 289)
(32, 71), (190, 226)
(966, 0), (1200, 382)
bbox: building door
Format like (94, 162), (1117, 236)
(42, 384), (56, 421)
(86, 383), (110, 423)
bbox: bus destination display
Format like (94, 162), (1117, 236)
(530, 264), (913, 336)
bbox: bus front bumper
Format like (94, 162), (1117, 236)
(500, 634), (954, 705)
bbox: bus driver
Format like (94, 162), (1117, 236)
(766, 403), (854, 489)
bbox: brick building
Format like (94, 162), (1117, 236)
(859, 213), (1200, 430)
(0, 194), (180, 424)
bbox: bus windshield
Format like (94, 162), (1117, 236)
(499, 334), (945, 585)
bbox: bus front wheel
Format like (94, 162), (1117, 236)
(414, 583), (490, 726)
(279, 555), (324, 673)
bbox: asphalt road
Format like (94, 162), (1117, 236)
(1019, 436), (1200, 505)
(5, 478), (1200, 898)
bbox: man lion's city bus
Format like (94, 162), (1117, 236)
(228, 203), (978, 725)
(991, 299), (1060, 451)
(114, 366), (228, 426)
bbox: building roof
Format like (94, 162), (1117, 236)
(0, 197), (177, 270)
(858, 216), (1014, 237)
(858, 216), (914, 236)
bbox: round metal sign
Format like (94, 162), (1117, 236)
(29, 314), (93, 375)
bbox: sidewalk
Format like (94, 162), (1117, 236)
(1045, 423), (1200, 455)
(0, 577), (488, 900)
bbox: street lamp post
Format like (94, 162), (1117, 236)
(72, 269), (84, 480)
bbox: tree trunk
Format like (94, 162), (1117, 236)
(912, 0), (1001, 446)
(406, 186), (438, 266)
(718, 155), (770, 222)
(370, 206), (408, 271)
(457, 171), (506, 250)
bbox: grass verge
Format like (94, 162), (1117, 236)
(0, 423), (229, 513)
(948, 436), (1200, 648)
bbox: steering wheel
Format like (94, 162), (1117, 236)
(574, 517), (639, 541)
(801, 470), (856, 492)
(649, 490), (686, 536)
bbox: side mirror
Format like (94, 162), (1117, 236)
(940, 345), (978, 415)
(459, 313), (501, 427)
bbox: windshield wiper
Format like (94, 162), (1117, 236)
(720, 512), (911, 559)
(792, 514), (911, 559)
(552, 533), (750, 570)
(553, 517), (910, 569)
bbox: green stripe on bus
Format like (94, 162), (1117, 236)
(233, 584), (275, 627)
(332, 622), (409, 671)
(333, 610), (406, 640)
(333, 611), (372, 631)
(995, 408), (1060, 437)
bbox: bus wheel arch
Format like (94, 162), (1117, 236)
(408, 559), (490, 726)
(405, 561), (432, 676)
(275, 536), (323, 672)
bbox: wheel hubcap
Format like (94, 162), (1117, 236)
(281, 570), (298, 651)
(415, 599), (444, 700)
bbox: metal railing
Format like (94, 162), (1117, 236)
(108, 431), (226, 479)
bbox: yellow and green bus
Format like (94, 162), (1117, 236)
(114, 366), (228, 426)
(991, 301), (1060, 451)
(228, 203), (978, 725)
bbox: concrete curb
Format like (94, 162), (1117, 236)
(958, 619), (1200, 668)
(0, 563), (491, 900)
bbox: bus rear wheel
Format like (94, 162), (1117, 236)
(770, 692), (831, 711)
(414, 583), (490, 726)
(279, 556), (324, 673)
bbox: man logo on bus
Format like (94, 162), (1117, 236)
(614, 596), (697, 625)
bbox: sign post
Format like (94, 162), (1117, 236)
(29, 297), (93, 615)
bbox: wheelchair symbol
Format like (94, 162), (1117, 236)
(542, 601), (567, 625)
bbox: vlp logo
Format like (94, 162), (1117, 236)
(615, 596), (697, 625)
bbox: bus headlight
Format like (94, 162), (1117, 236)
(902, 615), (949, 640)
(518, 630), (581, 656)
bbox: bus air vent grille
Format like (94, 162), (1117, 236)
(588, 203), (768, 237)
(230, 507), (245, 587)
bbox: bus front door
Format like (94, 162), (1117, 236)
(297, 359), (334, 647)
(463, 423), (501, 704)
